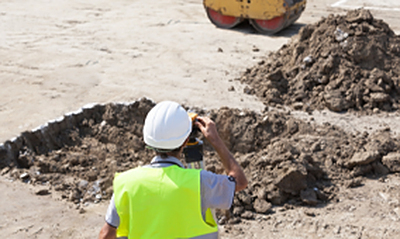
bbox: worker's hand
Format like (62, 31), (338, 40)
(195, 116), (221, 145)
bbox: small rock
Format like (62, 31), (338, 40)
(218, 216), (227, 225)
(241, 211), (254, 219)
(274, 165), (308, 195)
(237, 191), (252, 206)
(217, 48), (223, 53)
(345, 151), (380, 168)
(233, 206), (245, 216)
(351, 165), (373, 177)
(303, 55), (314, 66)
(228, 217), (241, 224)
(344, 177), (363, 188)
(324, 91), (349, 112)
(321, 75), (329, 84)
(333, 225), (341, 234)
(283, 204), (294, 210)
(315, 188), (329, 201)
(292, 102), (304, 110)
(278, 207), (286, 212)
(346, 9), (373, 23)
(243, 86), (255, 95)
(69, 189), (81, 202)
(35, 189), (50, 196)
(0, 167), (10, 176)
(267, 69), (283, 81)
(54, 184), (66, 191)
(253, 199), (272, 214)
(304, 210), (315, 217)
(20, 172), (30, 180)
(79, 207), (86, 214)
(334, 27), (349, 42)
(78, 180), (89, 190)
(268, 188), (287, 205)
(382, 153), (400, 172)
(86, 171), (98, 182)
(105, 186), (114, 196)
(228, 86), (235, 91)
(300, 188), (318, 205)
(370, 93), (390, 103)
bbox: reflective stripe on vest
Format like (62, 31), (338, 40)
(113, 165), (218, 238)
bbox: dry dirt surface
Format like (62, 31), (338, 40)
(1, 1), (400, 239)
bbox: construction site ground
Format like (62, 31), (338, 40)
(1, 0), (400, 238)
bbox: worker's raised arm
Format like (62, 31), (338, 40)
(195, 116), (248, 192)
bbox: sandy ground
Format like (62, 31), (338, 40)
(1, 0), (400, 238)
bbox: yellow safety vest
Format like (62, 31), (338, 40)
(113, 165), (218, 238)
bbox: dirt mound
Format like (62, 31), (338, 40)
(238, 9), (400, 113)
(1, 98), (400, 222)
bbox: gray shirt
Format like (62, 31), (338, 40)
(105, 156), (236, 239)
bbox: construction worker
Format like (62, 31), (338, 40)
(98, 101), (248, 239)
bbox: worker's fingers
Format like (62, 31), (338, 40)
(194, 117), (205, 130)
(195, 116), (219, 139)
(195, 118), (209, 137)
(195, 116), (213, 130)
(196, 116), (207, 123)
(195, 116), (205, 125)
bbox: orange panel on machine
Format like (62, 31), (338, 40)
(203, 0), (288, 19)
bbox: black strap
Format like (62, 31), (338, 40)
(150, 160), (182, 168)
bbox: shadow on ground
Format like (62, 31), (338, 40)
(216, 20), (306, 38)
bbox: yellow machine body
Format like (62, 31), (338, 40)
(203, 0), (307, 34)
(204, 0), (305, 20)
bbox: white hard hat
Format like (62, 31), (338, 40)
(143, 101), (192, 150)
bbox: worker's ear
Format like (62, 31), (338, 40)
(178, 138), (190, 156)
(183, 137), (190, 147)
(179, 137), (190, 150)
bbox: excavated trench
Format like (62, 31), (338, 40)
(1, 98), (400, 223)
(1, 9), (400, 223)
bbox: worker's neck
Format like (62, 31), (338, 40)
(165, 152), (181, 160)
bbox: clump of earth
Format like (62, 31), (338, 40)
(238, 9), (400, 113)
(1, 98), (400, 223)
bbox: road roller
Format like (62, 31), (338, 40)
(204, 0), (306, 34)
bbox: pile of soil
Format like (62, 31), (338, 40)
(239, 9), (400, 113)
(1, 98), (400, 222)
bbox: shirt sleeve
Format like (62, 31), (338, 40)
(105, 194), (120, 228)
(200, 170), (236, 210)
